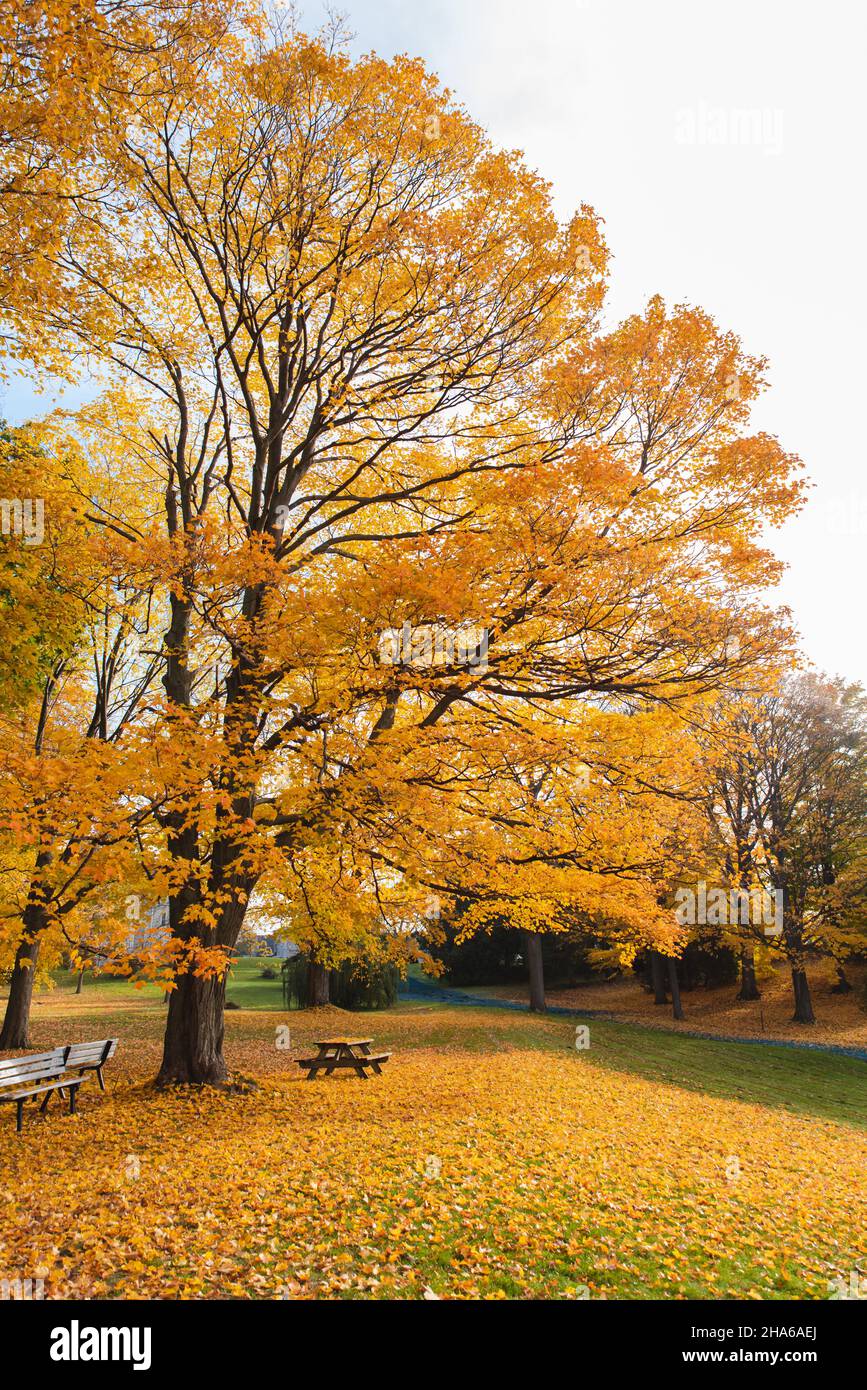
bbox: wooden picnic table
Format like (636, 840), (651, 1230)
(298, 1037), (390, 1080)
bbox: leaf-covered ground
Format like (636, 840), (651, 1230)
(1, 996), (865, 1300)
(488, 960), (867, 1051)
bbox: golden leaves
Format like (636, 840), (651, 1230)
(0, 1001), (864, 1300)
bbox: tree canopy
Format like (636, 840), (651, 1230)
(0, 8), (827, 1081)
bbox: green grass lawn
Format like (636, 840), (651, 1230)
(44, 955), (286, 1011)
(224, 957), (286, 1009)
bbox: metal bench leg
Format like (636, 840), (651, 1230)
(40, 1090), (53, 1114)
(16, 1100), (24, 1133)
(69, 1086), (78, 1115)
(96, 1066), (106, 1092)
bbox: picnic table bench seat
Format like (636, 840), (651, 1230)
(0, 1049), (88, 1132)
(296, 1052), (392, 1070)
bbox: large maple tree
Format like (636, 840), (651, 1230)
(1, 14), (806, 1082)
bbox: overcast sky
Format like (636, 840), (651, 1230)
(3, 0), (864, 684)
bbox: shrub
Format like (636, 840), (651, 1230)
(281, 956), (399, 1011)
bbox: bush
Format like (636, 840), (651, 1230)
(331, 960), (399, 1011)
(281, 955), (399, 1011)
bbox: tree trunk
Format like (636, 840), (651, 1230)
(791, 968), (815, 1024)
(737, 947), (761, 1001)
(0, 933), (42, 1049)
(75, 968), (84, 995)
(307, 960), (331, 1008)
(0, 861), (54, 1050)
(667, 958), (684, 1020)
(831, 965), (852, 995)
(156, 971), (228, 1085)
(524, 932), (546, 1012)
(650, 950), (668, 1005)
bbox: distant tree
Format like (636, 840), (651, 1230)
(704, 676), (867, 1023)
(0, 430), (160, 1045)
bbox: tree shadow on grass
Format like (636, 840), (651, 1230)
(383, 1005), (867, 1132)
(533, 1014), (867, 1132)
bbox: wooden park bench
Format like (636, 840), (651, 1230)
(62, 1038), (118, 1092)
(0, 1048), (89, 1133)
(297, 1037), (391, 1081)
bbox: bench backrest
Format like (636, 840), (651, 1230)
(63, 1039), (118, 1068)
(0, 1048), (66, 1090)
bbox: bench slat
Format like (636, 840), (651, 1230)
(0, 1070), (67, 1089)
(0, 1077), (86, 1101)
(0, 1052), (65, 1066)
(0, 1054), (67, 1088)
(0, 1061), (61, 1074)
(64, 1039), (117, 1064)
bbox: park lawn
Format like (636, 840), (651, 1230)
(225, 956), (286, 1010)
(42, 956), (286, 1012)
(0, 991), (865, 1301)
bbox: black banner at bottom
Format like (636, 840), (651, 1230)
(1, 1296), (858, 1379)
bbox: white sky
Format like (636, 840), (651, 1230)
(3, 0), (865, 684)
